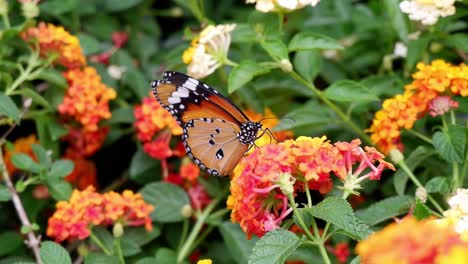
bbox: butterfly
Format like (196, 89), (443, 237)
(151, 71), (263, 177)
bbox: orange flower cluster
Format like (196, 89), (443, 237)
(2, 135), (38, 175)
(227, 136), (394, 238)
(58, 67), (116, 132)
(134, 95), (182, 160)
(368, 60), (468, 154)
(356, 217), (468, 264)
(21, 22), (86, 69)
(47, 186), (154, 242)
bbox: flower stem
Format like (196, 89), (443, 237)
(1, 12), (10, 29)
(289, 71), (373, 145)
(89, 232), (112, 256)
(177, 219), (189, 251)
(0, 148), (42, 264)
(176, 195), (223, 263)
(287, 194), (331, 264)
(304, 182), (312, 208)
(115, 238), (125, 264)
(397, 160), (445, 215)
(6, 51), (42, 95)
(406, 129), (432, 144)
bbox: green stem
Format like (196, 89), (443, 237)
(453, 163), (461, 190)
(398, 160), (445, 215)
(289, 71), (373, 145)
(177, 219), (190, 251)
(406, 129), (432, 144)
(304, 181), (312, 208)
(89, 232), (112, 256)
(6, 52), (42, 95)
(290, 193), (332, 264)
(224, 58), (238, 67)
(1, 12), (10, 29)
(189, 225), (215, 253)
(115, 238), (125, 264)
(176, 196), (223, 263)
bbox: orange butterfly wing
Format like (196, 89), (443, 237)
(183, 118), (248, 176)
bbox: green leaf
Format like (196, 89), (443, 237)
(274, 100), (334, 131)
(48, 160), (74, 179)
(134, 258), (158, 264)
(383, 0), (409, 42)
(446, 33), (468, 52)
(11, 154), (40, 173)
(219, 222), (258, 264)
(121, 238), (141, 257)
(39, 241), (71, 264)
(123, 226), (160, 247)
(35, 69), (67, 89)
(0, 185), (11, 202)
(413, 199), (432, 220)
(77, 33), (102, 55)
(232, 24), (257, 43)
(306, 197), (372, 240)
(393, 146), (436, 195)
(31, 144), (51, 168)
(0, 92), (21, 122)
(47, 180), (72, 201)
(324, 80), (379, 102)
(154, 248), (178, 264)
(0, 232), (23, 256)
(288, 32), (343, 51)
(13, 88), (52, 111)
(122, 69), (148, 100)
(140, 182), (190, 222)
(108, 107), (135, 124)
(293, 50), (322, 82)
(405, 35), (430, 72)
(0, 256), (35, 264)
(432, 126), (465, 163)
(228, 61), (272, 93)
(40, 0), (78, 15)
(90, 227), (114, 254)
(425, 176), (450, 194)
(248, 12), (280, 38)
(84, 253), (119, 264)
(248, 229), (301, 264)
(84, 15), (119, 40)
(261, 38), (289, 60)
(103, 0), (143, 11)
(47, 119), (69, 141)
(355, 195), (413, 226)
(129, 149), (159, 179)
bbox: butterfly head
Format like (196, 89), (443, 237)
(238, 121), (262, 145)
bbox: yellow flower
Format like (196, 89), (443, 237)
(197, 260), (212, 264)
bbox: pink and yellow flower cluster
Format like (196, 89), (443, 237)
(227, 136), (394, 238)
(368, 60), (467, 154)
(47, 186), (154, 242)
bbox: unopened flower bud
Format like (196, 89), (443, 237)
(21, 1), (40, 19)
(277, 172), (295, 195)
(170, 7), (183, 17)
(181, 204), (193, 218)
(23, 98), (33, 108)
(113, 222), (124, 238)
(415, 187), (427, 203)
(389, 149), (404, 164)
(279, 59), (292, 73)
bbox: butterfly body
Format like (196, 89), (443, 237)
(151, 71), (262, 176)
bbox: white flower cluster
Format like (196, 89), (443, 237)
(444, 188), (468, 234)
(184, 24), (236, 79)
(246, 0), (320, 13)
(399, 0), (456, 25)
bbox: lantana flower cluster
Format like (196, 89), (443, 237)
(2, 134), (38, 175)
(442, 188), (468, 234)
(22, 22), (117, 187)
(245, 0), (320, 13)
(182, 24), (236, 79)
(47, 186), (154, 242)
(356, 217), (468, 264)
(400, 0), (456, 25)
(227, 136), (394, 238)
(134, 94), (183, 160)
(368, 60), (467, 154)
(21, 22), (86, 69)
